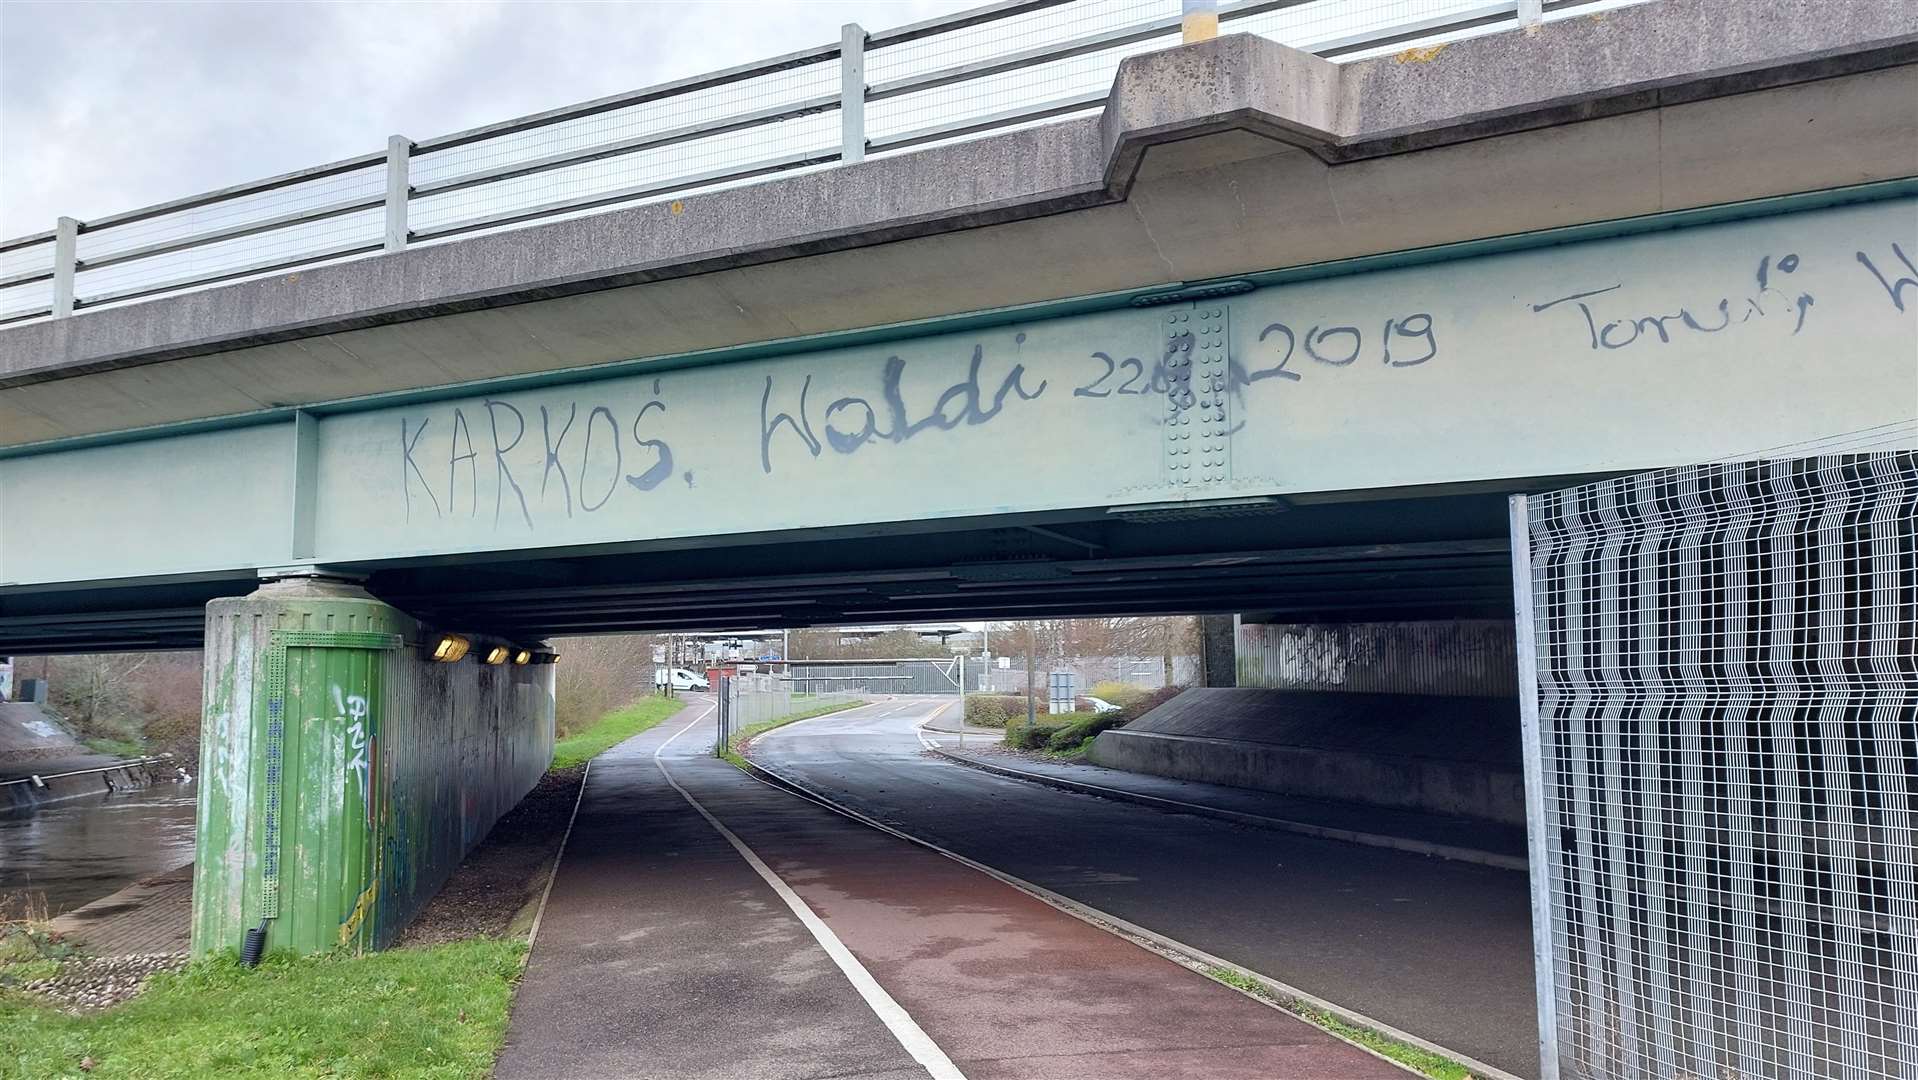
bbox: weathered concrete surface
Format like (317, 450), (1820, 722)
(0, 700), (90, 768)
(1198, 615), (1237, 689)
(1088, 687), (1525, 824)
(0, 701), (175, 810)
(1235, 619), (1519, 697)
(3, 0), (1914, 445)
(48, 863), (193, 956)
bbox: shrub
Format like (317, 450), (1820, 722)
(963, 694), (1023, 728)
(1045, 712), (1130, 752)
(1043, 684), (1185, 754)
(1005, 719), (1072, 750)
(1088, 681), (1149, 709)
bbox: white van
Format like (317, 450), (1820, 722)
(654, 667), (710, 691)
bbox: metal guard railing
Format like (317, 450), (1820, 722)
(0, 754), (184, 791)
(0, 0), (1621, 326)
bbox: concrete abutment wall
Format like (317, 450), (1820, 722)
(1092, 616), (1524, 825)
(191, 579), (553, 958)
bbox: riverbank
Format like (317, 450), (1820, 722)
(0, 695), (691, 1077)
(0, 785), (197, 918)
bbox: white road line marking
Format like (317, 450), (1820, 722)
(525, 757), (592, 950)
(914, 700), (955, 751)
(655, 710), (966, 1080)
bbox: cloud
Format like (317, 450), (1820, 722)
(0, 0), (971, 236)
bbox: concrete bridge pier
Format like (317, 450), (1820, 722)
(191, 571), (553, 959)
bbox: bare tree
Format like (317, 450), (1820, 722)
(550, 634), (659, 735)
(48, 653), (151, 735)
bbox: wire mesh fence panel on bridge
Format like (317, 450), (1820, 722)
(1514, 452), (1918, 1080)
(0, 0), (1647, 325)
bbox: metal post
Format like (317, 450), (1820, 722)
(840, 24), (866, 164)
(956, 654), (966, 747)
(51, 216), (79, 318)
(980, 624), (990, 691)
(1509, 494), (1561, 1080)
(1181, 0), (1218, 43)
(1024, 623), (1037, 731)
(1517, 0), (1544, 24)
(384, 135), (412, 252)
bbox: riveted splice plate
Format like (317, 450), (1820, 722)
(1162, 306), (1231, 487)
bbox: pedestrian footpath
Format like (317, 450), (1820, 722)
(501, 700), (1413, 1079)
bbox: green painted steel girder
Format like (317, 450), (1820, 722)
(3, 195), (1914, 593)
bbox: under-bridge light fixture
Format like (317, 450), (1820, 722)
(483, 645), (511, 665)
(429, 634), (471, 663)
(513, 649), (532, 665)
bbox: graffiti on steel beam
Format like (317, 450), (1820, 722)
(353, 199), (1917, 545)
(402, 380), (676, 524)
(759, 340), (1047, 472)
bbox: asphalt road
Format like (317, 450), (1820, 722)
(749, 696), (1539, 1078)
(502, 698), (1408, 1079)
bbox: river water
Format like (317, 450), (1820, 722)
(0, 785), (197, 917)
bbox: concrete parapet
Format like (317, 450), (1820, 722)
(5, 0), (1913, 445)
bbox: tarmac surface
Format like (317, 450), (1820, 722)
(499, 697), (1412, 1080)
(750, 697), (1538, 1077)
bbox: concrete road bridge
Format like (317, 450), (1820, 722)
(1, 1), (1914, 1077)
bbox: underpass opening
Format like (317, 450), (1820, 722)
(560, 495), (1545, 1074)
(0, 477), (1565, 1075)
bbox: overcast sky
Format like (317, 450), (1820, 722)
(0, 0), (977, 236)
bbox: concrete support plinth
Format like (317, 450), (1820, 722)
(191, 578), (553, 959)
(1199, 615), (1237, 688)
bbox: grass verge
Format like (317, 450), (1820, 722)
(1204, 966), (1475, 1080)
(718, 699), (867, 769)
(1, 939), (526, 1079)
(551, 694), (686, 769)
(82, 738), (144, 759)
(3, 694), (684, 1077)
